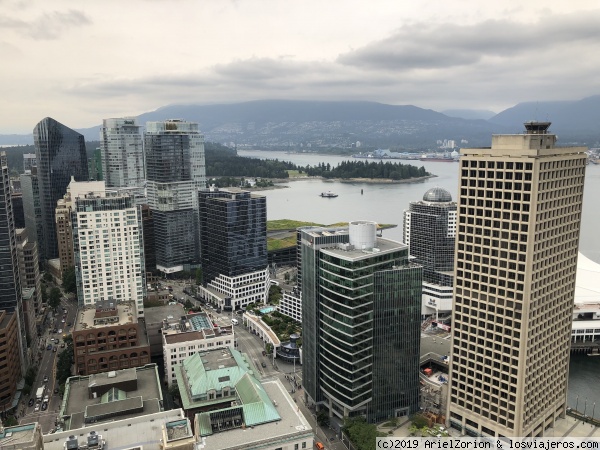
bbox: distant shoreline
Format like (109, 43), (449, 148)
(244, 174), (436, 191)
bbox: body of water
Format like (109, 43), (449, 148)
(238, 149), (600, 409)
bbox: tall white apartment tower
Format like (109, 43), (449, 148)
(446, 122), (587, 437)
(100, 118), (145, 188)
(71, 181), (146, 316)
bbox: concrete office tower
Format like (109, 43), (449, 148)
(447, 122), (587, 437)
(33, 117), (89, 260)
(198, 187), (268, 311)
(404, 187), (457, 318)
(21, 168), (44, 261)
(70, 181), (146, 316)
(23, 153), (36, 172)
(0, 152), (27, 370)
(145, 119), (206, 274)
(301, 221), (422, 424)
(15, 228), (43, 344)
(100, 118), (144, 188)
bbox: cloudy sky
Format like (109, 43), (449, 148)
(2, 0), (600, 133)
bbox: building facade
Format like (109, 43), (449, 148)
(33, 117), (89, 260)
(404, 187), (457, 318)
(145, 120), (206, 273)
(100, 118), (145, 188)
(446, 122), (587, 437)
(71, 186), (146, 315)
(0, 152), (27, 369)
(72, 301), (150, 376)
(0, 311), (22, 415)
(21, 168), (44, 262)
(15, 228), (42, 342)
(301, 221), (422, 423)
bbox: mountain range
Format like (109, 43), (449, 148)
(4, 97), (600, 149)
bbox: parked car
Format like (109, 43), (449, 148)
(41, 402), (48, 411)
(261, 362), (267, 368)
(34, 404), (40, 412)
(58, 329), (62, 334)
(236, 310), (244, 315)
(53, 346), (57, 352)
(43, 375), (48, 382)
(60, 343), (65, 348)
(53, 329), (58, 333)
(28, 398), (35, 407)
(262, 350), (267, 356)
(46, 344), (52, 350)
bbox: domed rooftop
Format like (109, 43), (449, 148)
(423, 187), (452, 203)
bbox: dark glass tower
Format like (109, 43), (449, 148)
(199, 188), (267, 285)
(33, 117), (89, 260)
(145, 120), (206, 273)
(21, 168), (44, 263)
(301, 221), (422, 423)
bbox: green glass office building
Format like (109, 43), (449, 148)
(301, 221), (422, 423)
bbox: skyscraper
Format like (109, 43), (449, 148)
(100, 118), (144, 188)
(301, 221), (422, 423)
(0, 152), (27, 369)
(33, 117), (89, 260)
(70, 181), (146, 315)
(404, 187), (457, 317)
(21, 168), (44, 262)
(447, 122), (587, 437)
(198, 187), (268, 311)
(145, 119), (206, 273)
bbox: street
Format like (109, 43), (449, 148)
(19, 295), (78, 434)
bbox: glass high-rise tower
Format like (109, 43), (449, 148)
(447, 122), (587, 437)
(33, 117), (89, 260)
(145, 120), (206, 273)
(100, 118), (144, 188)
(301, 221), (422, 423)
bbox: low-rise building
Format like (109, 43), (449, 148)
(174, 347), (313, 449)
(72, 300), (150, 376)
(279, 287), (302, 322)
(163, 312), (234, 386)
(58, 363), (163, 431)
(144, 303), (188, 357)
(0, 423), (44, 450)
(44, 409), (191, 450)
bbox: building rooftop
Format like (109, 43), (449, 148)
(59, 364), (163, 431)
(162, 312), (234, 345)
(0, 423), (40, 449)
(143, 303), (187, 327)
(199, 379), (313, 450)
(320, 235), (407, 261)
(74, 301), (139, 332)
(44, 409), (188, 450)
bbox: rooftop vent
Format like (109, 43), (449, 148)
(107, 371), (117, 378)
(65, 435), (78, 450)
(88, 430), (99, 446)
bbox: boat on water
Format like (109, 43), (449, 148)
(320, 191), (338, 198)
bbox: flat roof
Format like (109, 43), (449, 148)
(320, 236), (407, 261)
(61, 364), (162, 430)
(0, 423), (39, 446)
(75, 301), (138, 331)
(144, 303), (188, 326)
(201, 379), (313, 450)
(44, 409), (187, 450)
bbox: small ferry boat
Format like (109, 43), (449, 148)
(320, 191), (338, 198)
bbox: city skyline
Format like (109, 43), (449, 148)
(2, 1), (600, 133)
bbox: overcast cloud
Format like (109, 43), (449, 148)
(1, 0), (600, 133)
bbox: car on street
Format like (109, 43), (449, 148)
(53, 346), (57, 352)
(60, 343), (65, 348)
(54, 387), (59, 394)
(61, 318), (66, 323)
(46, 344), (52, 350)
(43, 375), (48, 382)
(236, 310), (244, 315)
(67, 322), (72, 326)
(28, 398), (35, 407)
(53, 328), (58, 333)
(262, 350), (267, 356)
(261, 362), (267, 368)
(41, 402), (48, 411)
(34, 404), (40, 412)
(58, 329), (62, 333)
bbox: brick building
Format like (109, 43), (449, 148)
(73, 300), (150, 376)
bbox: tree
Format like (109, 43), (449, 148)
(43, 272), (53, 283)
(41, 286), (47, 304)
(49, 287), (61, 309)
(184, 299), (193, 309)
(168, 384), (181, 404)
(195, 268), (203, 285)
(62, 266), (77, 294)
(317, 410), (330, 427)
(284, 272), (290, 283)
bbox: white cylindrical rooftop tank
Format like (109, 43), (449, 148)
(349, 221), (377, 249)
